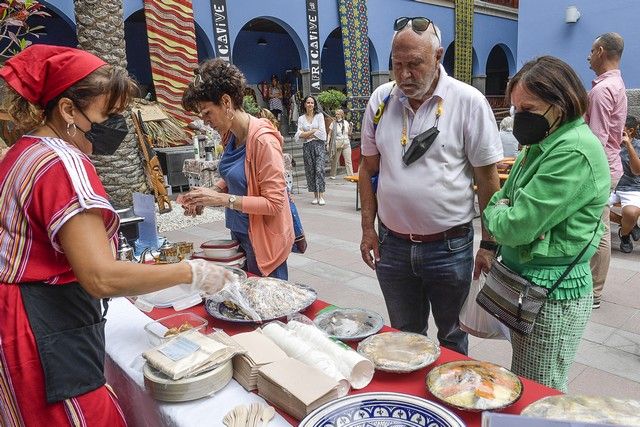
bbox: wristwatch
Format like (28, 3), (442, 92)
(480, 240), (498, 252)
(228, 195), (237, 209)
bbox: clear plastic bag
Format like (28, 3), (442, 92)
(206, 279), (262, 321)
(459, 273), (511, 340)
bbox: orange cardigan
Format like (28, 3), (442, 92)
(216, 117), (294, 275)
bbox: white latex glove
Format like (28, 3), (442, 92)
(184, 259), (234, 296)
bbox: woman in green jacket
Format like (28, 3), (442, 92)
(483, 56), (610, 391)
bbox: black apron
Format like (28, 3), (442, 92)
(19, 281), (108, 403)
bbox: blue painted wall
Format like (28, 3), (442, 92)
(36, 0), (517, 90)
(518, 0), (640, 88)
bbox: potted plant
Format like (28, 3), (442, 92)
(317, 89), (346, 117)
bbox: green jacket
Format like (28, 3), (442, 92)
(484, 117), (610, 264)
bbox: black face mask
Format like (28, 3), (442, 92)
(402, 126), (439, 166)
(512, 105), (558, 146)
(78, 110), (129, 155)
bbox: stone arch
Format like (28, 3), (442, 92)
(124, 9), (152, 92)
(233, 16), (307, 80)
(485, 44), (511, 96)
(28, 2), (77, 47)
(321, 27), (346, 87)
(441, 42), (479, 77)
(194, 22), (215, 62)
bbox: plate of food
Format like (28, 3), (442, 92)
(205, 277), (317, 323)
(300, 392), (464, 427)
(522, 395), (640, 425)
(356, 332), (440, 373)
(313, 307), (384, 341)
(426, 360), (522, 411)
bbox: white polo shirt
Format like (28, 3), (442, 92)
(361, 65), (503, 234)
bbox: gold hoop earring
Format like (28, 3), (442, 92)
(66, 123), (77, 137)
(226, 108), (234, 121)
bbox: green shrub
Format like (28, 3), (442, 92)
(317, 89), (346, 116)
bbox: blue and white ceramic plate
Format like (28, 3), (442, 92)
(300, 392), (465, 427)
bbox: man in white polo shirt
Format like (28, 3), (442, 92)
(358, 18), (502, 355)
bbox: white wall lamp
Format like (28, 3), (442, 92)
(565, 5), (581, 24)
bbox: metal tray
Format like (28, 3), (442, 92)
(205, 279), (317, 323)
(426, 360), (522, 411)
(313, 307), (384, 341)
(357, 332), (440, 373)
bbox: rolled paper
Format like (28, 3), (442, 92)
(287, 321), (374, 389)
(261, 323), (349, 396)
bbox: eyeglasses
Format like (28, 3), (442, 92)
(394, 17), (439, 42)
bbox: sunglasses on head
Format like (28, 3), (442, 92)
(394, 17), (439, 41)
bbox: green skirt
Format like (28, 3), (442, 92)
(511, 293), (592, 392)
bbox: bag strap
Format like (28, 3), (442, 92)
(546, 221), (600, 297)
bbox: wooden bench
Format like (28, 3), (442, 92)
(344, 175), (360, 211)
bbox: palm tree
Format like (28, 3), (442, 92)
(73, 0), (149, 209)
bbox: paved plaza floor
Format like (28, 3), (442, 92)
(162, 177), (640, 400)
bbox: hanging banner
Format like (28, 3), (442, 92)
(143, 0), (199, 125)
(211, 0), (231, 62)
(306, 0), (321, 93)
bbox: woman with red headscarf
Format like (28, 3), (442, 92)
(0, 45), (231, 426)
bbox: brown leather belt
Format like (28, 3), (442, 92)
(386, 222), (472, 243)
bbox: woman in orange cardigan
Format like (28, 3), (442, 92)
(180, 59), (294, 279)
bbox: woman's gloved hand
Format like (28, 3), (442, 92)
(184, 259), (235, 296)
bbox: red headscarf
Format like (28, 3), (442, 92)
(0, 44), (107, 108)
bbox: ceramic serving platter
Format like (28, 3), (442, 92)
(300, 392), (464, 427)
(313, 307), (384, 341)
(426, 360), (522, 411)
(357, 332), (440, 373)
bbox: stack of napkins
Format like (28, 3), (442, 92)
(143, 330), (234, 380)
(231, 330), (287, 391)
(257, 357), (342, 420)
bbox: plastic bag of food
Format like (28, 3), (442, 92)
(459, 273), (511, 340)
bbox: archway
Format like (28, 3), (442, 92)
(124, 10), (153, 96)
(233, 17), (304, 86)
(321, 27), (346, 89)
(442, 42), (479, 79)
(195, 22), (214, 62)
(26, 4), (77, 48)
(485, 45), (510, 96)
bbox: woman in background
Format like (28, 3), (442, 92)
(327, 108), (353, 179)
(295, 95), (327, 205)
(268, 74), (284, 121)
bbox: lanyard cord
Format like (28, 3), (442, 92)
(401, 99), (443, 155)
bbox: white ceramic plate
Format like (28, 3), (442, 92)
(300, 392), (464, 427)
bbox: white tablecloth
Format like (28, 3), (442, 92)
(104, 297), (292, 427)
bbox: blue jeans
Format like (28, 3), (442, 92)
(231, 231), (288, 280)
(375, 222), (473, 354)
